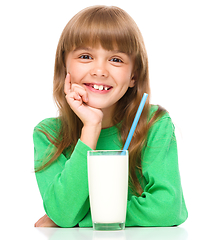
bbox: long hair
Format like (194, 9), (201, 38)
(35, 6), (165, 195)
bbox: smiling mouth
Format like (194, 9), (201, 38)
(84, 83), (113, 91)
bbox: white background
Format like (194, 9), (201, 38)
(1, 0), (203, 239)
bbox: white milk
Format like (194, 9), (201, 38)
(88, 151), (128, 224)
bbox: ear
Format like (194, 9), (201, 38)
(129, 76), (136, 88)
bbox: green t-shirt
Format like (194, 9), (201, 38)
(33, 105), (188, 227)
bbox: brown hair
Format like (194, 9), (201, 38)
(35, 6), (165, 196)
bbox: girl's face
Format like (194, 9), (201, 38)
(66, 45), (134, 115)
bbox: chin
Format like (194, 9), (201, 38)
(86, 99), (116, 112)
(86, 102), (104, 109)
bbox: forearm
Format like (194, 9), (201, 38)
(35, 139), (92, 227)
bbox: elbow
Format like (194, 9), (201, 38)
(45, 211), (78, 228)
(165, 202), (188, 226)
(43, 198), (90, 228)
(43, 203), (78, 228)
(153, 210), (186, 227)
(154, 185), (188, 226)
(153, 199), (188, 226)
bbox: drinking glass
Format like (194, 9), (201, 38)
(87, 150), (129, 231)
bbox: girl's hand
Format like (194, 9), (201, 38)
(64, 73), (103, 127)
(34, 214), (59, 227)
(64, 73), (103, 149)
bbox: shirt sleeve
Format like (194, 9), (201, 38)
(33, 126), (92, 228)
(125, 114), (188, 226)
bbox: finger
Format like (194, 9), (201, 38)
(66, 90), (82, 101)
(35, 215), (45, 227)
(70, 91), (82, 101)
(71, 84), (88, 102)
(37, 215), (58, 227)
(35, 214), (47, 227)
(64, 73), (71, 95)
(42, 218), (58, 227)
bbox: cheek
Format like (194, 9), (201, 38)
(123, 71), (133, 89)
(114, 67), (132, 83)
(66, 63), (85, 84)
(118, 75), (132, 90)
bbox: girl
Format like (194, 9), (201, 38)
(34, 5), (188, 227)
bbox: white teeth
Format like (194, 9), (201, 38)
(92, 84), (110, 91)
(98, 85), (103, 91)
(93, 84), (99, 90)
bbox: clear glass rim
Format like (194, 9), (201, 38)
(88, 150), (128, 153)
(87, 150), (128, 156)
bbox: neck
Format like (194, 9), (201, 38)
(101, 106), (115, 129)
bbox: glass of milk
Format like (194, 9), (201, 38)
(87, 150), (129, 231)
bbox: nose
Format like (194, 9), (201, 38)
(90, 60), (109, 78)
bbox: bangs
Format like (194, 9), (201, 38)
(63, 6), (138, 55)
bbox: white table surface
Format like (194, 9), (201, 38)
(34, 227), (187, 240)
(4, 223), (203, 240)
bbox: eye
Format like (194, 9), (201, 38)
(110, 57), (123, 63)
(79, 54), (92, 60)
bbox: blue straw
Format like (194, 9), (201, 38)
(122, 93), (148, 151)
